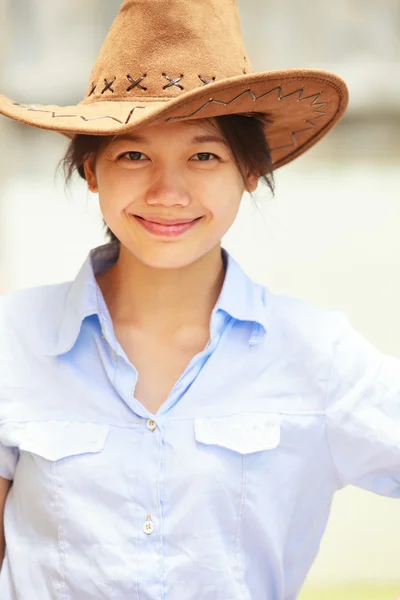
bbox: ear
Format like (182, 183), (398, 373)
(83, 155), (98, 192)
(245, 169), (259, 193)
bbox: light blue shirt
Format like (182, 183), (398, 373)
(0, 240), (399, 600)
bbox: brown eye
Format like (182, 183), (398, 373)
(193, 152), (219, 161)
(119, 151), (146, 160)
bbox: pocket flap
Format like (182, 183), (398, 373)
(194, 412), (281, 454)
(0, 420), (110, 461)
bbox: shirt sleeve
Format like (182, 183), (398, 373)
(0, 441), (19, 480)
(326, 310), (400, 497)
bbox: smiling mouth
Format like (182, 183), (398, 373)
(135, 216), (201, 225)
(131, 214), (203, 237)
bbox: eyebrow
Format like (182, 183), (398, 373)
(112, 133), (229, 146)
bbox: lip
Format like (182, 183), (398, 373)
(132, 215), (202, 237)
(136, 216), (199, 225)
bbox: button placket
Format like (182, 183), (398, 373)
(135, 413), (164, 593)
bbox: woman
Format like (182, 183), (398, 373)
(0, 1), (399, 599)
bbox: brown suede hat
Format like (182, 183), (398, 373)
(0, 0), (349, 169)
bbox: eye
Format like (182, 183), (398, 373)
(116, 151), (220, 162)
(118, 151), (147, 161)
(192, 152), (219, 162)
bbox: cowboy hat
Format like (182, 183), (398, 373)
(0, 0), (349, 170)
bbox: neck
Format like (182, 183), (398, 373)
(96, 243), (226, 338)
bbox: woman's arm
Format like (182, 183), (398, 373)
(326, 310), (400, 495)
(0, 477), (12, 567)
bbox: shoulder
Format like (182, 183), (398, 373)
(262, 287), (388, 394)
(0, 282), (71, 355)
(262, 286), (346, 350)
(247, 285), (351, 407)
(0, 281), (70, 321)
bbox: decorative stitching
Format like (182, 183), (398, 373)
(271, 118), (323, 151)
(54, 462), (68, 600)
(164, 86), (329, 153)
(198, 75), (216, 86)
(127, 74), (147, 92)
(156, 432), (164, 599)
(101, 78), (116, 94)
(12, 102), (146, 124)
(124, 108), (138, 125)
(234, 455), (249, 598)
(11, 84), (330, 156)
(166, 87), (327, 120)
(162, 73), (184, 90)
(86, 74), (215, 96)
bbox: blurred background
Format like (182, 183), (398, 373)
(0, 1), (399, 598)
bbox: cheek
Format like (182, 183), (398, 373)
(207, 186), (242, 223)
(97, 175), (135, 213)
(208, 171), (244, 207)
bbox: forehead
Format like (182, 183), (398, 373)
(112, 118), (220, 141)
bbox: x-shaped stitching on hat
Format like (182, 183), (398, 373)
(126, 75), (147, 92)
(162, 73), (184, 90)
(101, 78), (116, 94)
(88, 83), (97, 97)
(199, 75), (216, 86)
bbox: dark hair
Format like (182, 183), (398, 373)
(59, 112), (275, 244)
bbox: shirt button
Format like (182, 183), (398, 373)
(143, 516), (154, 534)
(146, 419), (157, 431)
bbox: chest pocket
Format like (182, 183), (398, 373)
(0, 420), (109, 461)
(187, 412), (281, 509)
(168, 412), (283, 544)
(0, 420), (141, 599)
(0, 419), (117, 548)
(194, 412), (281, 454)
(0, 419), (110, 502)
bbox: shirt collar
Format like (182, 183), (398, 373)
(45, 241), (268, 357)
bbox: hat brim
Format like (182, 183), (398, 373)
(0, 69), (348, 169)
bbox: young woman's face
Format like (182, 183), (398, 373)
(83, 118), (258, 269)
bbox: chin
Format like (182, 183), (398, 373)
(131, 245), (204, 270)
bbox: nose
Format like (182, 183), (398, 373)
(145, 167), (190, 208)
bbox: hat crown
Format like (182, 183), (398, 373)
(83, 0), (253, 103)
